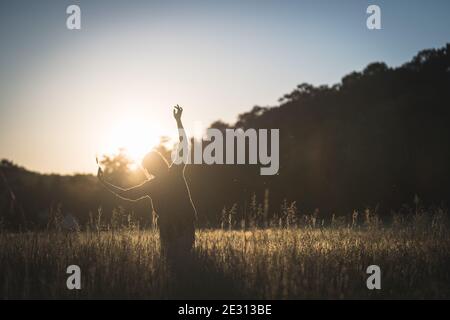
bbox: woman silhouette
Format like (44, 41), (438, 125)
(97, 105), (196, 262)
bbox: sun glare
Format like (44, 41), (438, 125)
(100, 116), (164, 168)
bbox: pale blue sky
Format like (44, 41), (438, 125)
(1, 0), (449, 173)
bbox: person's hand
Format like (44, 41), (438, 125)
(173, 104), (183, 121)
(97, 166), (104, 181)
(96, 157), (104, 181)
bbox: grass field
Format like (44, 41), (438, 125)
(1, 211), (450, 299)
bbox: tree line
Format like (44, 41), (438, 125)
(1, 43), (449, 230)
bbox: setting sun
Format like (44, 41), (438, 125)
(99, 116), (165, 167)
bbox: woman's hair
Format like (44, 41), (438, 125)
(142, 150), (169, 177)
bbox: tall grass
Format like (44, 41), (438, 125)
(1, 206), (449, 299)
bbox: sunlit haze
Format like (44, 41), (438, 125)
(1, 0), (450, 174)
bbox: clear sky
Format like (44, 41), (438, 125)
(0, 0), (449, 174)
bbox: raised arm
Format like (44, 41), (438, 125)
(97, 167), (151, 202)
(172, 105), (189, 166)
(173, 104), (185, 143)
